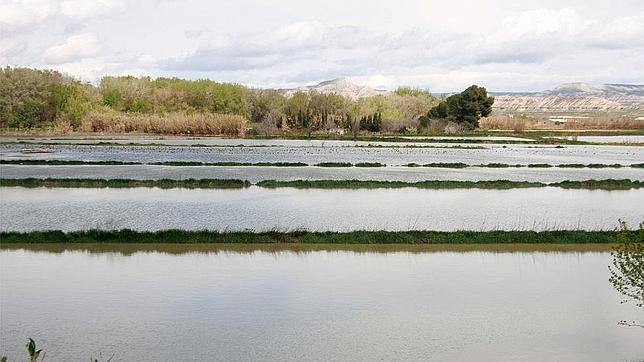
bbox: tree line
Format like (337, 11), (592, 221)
(0, 67), (494, 135)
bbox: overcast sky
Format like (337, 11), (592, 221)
(1, 0), (643, 92)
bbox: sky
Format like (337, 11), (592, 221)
(1, 0), (643, 92)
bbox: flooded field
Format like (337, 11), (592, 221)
(1, 136), (535, 147)
(1, 186), (641, 231)
(548, 135), (644, 144)
(1, 142), (642, 166)
(1, 246), (642, 361)
(2, 164), (642, 182)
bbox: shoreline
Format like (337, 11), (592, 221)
(2, 159), (642, 168)
(1, 229), (638, 244)
(0, 178), (641, 190)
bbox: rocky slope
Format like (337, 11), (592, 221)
(492, 83), (644, 115)
(285, 78), (388, 100)
(286, 79), (643, 115)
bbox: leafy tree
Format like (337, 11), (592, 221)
(284, 91), (310, 128)
(426, 85), (494, 129)
(609, 221), (643, 327)
(359, 112), (382, 132)
(428, 101), (449, 119)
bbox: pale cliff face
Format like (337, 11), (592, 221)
(492, 84), (644, 114)
(285, 78), (388, 100)
(285, 79), (644, 114)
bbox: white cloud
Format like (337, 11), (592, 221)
(43, 33), (101, 64)
(59, 0), (125, 21)
(1, 1), (643, 91)
(0, 0), (56, 30)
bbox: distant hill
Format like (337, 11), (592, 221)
(285, 79), (644, 115)
(284, 78), (388, 100)
(492, 83), (644, 115)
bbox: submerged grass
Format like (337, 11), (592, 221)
(1, 178), (640, 190)
(257, 179), (543, 189)
(0, 159), (140, 165)
(0, 178), (250, 189)
(0, 229), (637, 244)
(315, 162), (353, 167)
(418, 162), (469, 168)
(2, 159), (642, 169)
(354, 162), (386, 167)
(150, 161), (309, 167)
(257, 179), (641, 190)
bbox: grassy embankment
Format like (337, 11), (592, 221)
(0, 229), (639, 244)
(0, 178), (640, 190)
(1, 159), (641, 168)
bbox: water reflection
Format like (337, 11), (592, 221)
(2, 186), (642, 231)
(1, 246), (642, 361)
(0, 242), (618, 256)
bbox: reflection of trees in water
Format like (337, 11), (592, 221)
(609, 221), (643, 328)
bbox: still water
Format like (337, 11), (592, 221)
(1, 187), (642, 231)
(1, 245), (642, 361)
(2, 143), (642, 165)
(0, 136), (535, 147)
(1, 164), (642, 183)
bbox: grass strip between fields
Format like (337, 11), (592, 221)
(2, 159), (643, 168)
(0, 178), (641, 190)
(0, 229), (639, 244)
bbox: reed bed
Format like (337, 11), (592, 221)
(79, 111), (247, 136)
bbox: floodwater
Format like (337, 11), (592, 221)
(1, 143), (642, 165)
(1, 246), (642, 361)
(548, 135), (644, 144)
(0, 136), (534, 147)
(1, 164), (642, 183)
(1, 186), (642, 231)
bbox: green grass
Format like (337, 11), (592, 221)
(551, 179), (641, 190)
(354, 162), (386, 167)
(315, 162), (353, 167)
(421, 162), (469, 168)
(3, 159), (640, 169)
(1, 178), (641, 190)
(150, 161), (309, 167)
(0, 178), (250, 189)
(256, 179), (641, 190)
(0, 159), (141, 165)
(479, 163), (523, 168)
(587, 163), (623, 168)
(0, 229), (637, 244)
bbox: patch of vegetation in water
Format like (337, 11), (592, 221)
(587, 163), (623, 168)
(0, 178), (250, 189)
(551, 179), (641, 190)
(478, 163), (523, 168)
(557, 164), (586, 168)
(1, 178), (640, 190)
(2, 159), (638, 169)
(256, 179), (545, 189)
(315, 162), (353, 167)
(0, 229), (636, 244)
(0, 159), (141, 165)
(354, 162), (386, 167)
(150, 161), (309, 167)
(421, 162), (469, 168)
